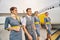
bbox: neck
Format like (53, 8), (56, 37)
(27, 14), (31, 16)
(11, 13), (17, 17)
(46, 16), (48, 17)
(35, 15), (38, 17)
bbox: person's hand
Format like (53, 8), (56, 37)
(13, 27), (20, 32)
(40, 26), (42, 29)
(46, 27), (48, 30)
(14, 28), (20, 32)
(34, 27), (36, 30)
(28, 34), (32, 40)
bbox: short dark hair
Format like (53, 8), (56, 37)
(10, 7), (17, 13)
(26, 8), (31, 12)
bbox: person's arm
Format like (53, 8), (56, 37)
(5, 17), (13, 31)
(48, 17), (52, 29)
(44, 18), (48, 29)
(38, 17), (42, 29)
(5, 17), (9, 30)
(22, 17), (32, 40)
(32, 24), (36, 30)
(32, 17), (36, 30)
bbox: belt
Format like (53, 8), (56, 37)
(12, 26), (20, 29)
(34, 22), (39, 24)
(46, 22), (51, 24)
(6, 26), (20, 30)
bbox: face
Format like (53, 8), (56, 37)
(27, 9), (32, 16)
(12, 8), (18, 15)
(45, 13), (48, 16)
(35, 12), (38, 16)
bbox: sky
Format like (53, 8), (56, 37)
(0, 0), (59, 13)
(0, 0), (60, 24)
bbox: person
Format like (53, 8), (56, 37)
(34, 11), (40, 40)
(4, 7), (23, 40)
(44, 12), (52, 40)
(22, 8), (36, 40)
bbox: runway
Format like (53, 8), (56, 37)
(0, 25), (59, 40)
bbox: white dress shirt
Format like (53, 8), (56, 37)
(21, 15), (34, 26)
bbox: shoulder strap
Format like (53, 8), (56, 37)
(16, 16), (20, 22)
(16, 16), (22, 25)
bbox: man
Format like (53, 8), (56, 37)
(22, 8), (36, 40)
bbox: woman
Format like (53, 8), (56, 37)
(44, 12), (52, 40)
(34, 11), (40, 40)
(4, 7), (22, 40)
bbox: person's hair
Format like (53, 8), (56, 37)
(34, 11), (38, 15)
(10, 7), (17, 13)
(45, 12), (48, 14)
(26, 8), (31, 12)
